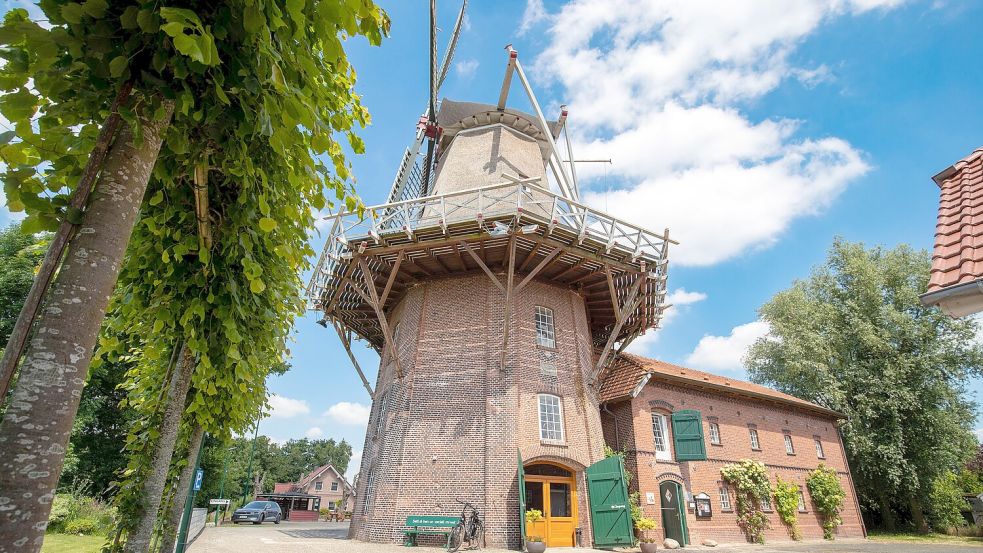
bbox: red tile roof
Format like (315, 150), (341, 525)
(599, 353), (842, 418)
(928, 147), (983, 293)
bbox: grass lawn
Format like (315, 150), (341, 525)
(867, 530), (983, 545)
(41, 533), (105, 553)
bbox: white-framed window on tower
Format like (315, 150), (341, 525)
(538, 394), (564, 442)
(374, 388), (389, 437)
(534, 306), (556, 348)
(362, 467), (375, 515)
(651, 413), (672, 460)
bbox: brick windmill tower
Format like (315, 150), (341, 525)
(308, 3), (673, 549)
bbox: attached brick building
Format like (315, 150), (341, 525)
(599, 354), (866, 545)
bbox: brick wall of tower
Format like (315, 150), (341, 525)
(601, 380), (865, 545)
(349, 273), (605, 549)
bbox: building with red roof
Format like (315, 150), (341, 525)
(921, 147), (983, 316)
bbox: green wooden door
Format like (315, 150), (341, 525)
(671, 409), (707, 461)
(518, 450), (526, 543)
(586, 456), (634, 549)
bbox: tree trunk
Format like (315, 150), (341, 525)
(0, 102), (173, 553)
(909, 496), (929, 534)
(253, 472), (263, 497)
(878, 492), (895, 531)
(124, 345), (196, 553)
(157, 424), (204, 553)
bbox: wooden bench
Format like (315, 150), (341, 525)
(402, 515), (458, 549)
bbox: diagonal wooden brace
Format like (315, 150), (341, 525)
(459, 241), (504, 292)
(359, 257), (404, 379)
(591, 273), (645, 383)
(331, 319), (374, 397)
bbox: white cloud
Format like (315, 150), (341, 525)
(455, 58), (479, 80)
(519, 0), (548, 35)
(627, 288), (707, 356)
(267, 394), (311, 418)
(305, 426), (324, 439)
(531, 1), (901, 266)
(685, 320), (771, 372)
(346, 449), (363, 481)
(667, 288), (707, 306)
(324, 401), (371, 426)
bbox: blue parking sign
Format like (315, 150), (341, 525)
(193, 468), (204, 491)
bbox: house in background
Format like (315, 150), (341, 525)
(262, 463), (354, 521)
(921, 147), (983, 316)
(599, 354), (866, 546)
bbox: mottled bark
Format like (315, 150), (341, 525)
(124, 346), (195, 553)
(0, 103), (173, 553)
(157, 424), (204, 553)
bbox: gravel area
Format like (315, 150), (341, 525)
(188, 522), (982, 553)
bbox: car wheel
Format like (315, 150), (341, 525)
(253, 515), (263, 525)
(274, 515), (280, 525)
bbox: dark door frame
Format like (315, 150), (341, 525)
(659, 480), (689, 546)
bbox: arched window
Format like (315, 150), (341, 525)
(537, 394), (564, 441)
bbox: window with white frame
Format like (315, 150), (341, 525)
(314, 481), (322, 491)
(331, 482), (339, 491)
(784, 434), (795, 455)
(814, 438), (825, 459)
(534, 306), (556, 348)
(749, 428), (761, 450)
(797, 490), (807, 512)
(651, 413), (671, 460)
(709, 422), (721, 445)
(718, 486), (732, 510)
(538, 394), (564, 441)
(374, 389), (389, 436)
(759, 493), (772, 511)
(362, 467), (375, 514)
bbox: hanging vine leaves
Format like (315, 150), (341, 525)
(0, 0), (388, 548)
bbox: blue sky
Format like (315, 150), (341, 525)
(2, 0), (982, 478)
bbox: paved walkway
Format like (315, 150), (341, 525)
(188, 522), (982, 553)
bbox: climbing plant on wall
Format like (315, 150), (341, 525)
(806, 463), (845, 539)
(772, 476), (802, 540)
(721, 459), (771, 544)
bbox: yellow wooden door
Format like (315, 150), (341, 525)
(524, 473), (578, 547)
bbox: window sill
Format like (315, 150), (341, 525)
(817, 456), (826, 460)
(786, 452), (796, 456)
(536, 344), (558, 353)
(710, 442), (723, 447)
(540, 439), (567, 447)
(751, 447), (762, 451)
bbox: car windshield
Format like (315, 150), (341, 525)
(243, 501), (267, 509)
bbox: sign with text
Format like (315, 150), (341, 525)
(209, 499), (231, 506)
(193, 468), (204, 491)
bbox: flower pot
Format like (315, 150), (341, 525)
(526, 541), (547, 553)
(640, 542), (659, 553)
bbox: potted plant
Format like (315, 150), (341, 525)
(525, 509), (546, 553)
(635, 517), (659, 553)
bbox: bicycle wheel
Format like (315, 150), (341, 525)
(448, 523), (464, 553)
(474, 520), (485, 549)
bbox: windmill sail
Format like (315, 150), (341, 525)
(385, 0), (468, 215)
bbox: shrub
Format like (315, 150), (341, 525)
(63, 517), (100, 535)
(45, 492), (115, 535)
(772, 477), (802, 540)
(525, 509), (544, 524)
(806, 464), (845, 539)
(928, 471), (967, 532)
(635, 517), (657, 531)
(721, 460), (771, 544)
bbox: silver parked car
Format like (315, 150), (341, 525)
(232, 501), (282, 524)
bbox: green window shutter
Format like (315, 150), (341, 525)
(671, 410), (707, 461)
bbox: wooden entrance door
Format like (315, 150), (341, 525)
(659, 480), (688, 545)
(523, 463), (578, 547)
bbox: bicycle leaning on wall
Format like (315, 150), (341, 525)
(449, 499), (485, 552)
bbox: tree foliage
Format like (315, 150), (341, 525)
(0, 223), (47, 347)
(0, 0), (387, 546)
(927, 471), (967, 531)
(194, 435), (352, 508)
(721, 459), (770, 543)
(746, 239), (982, 528)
